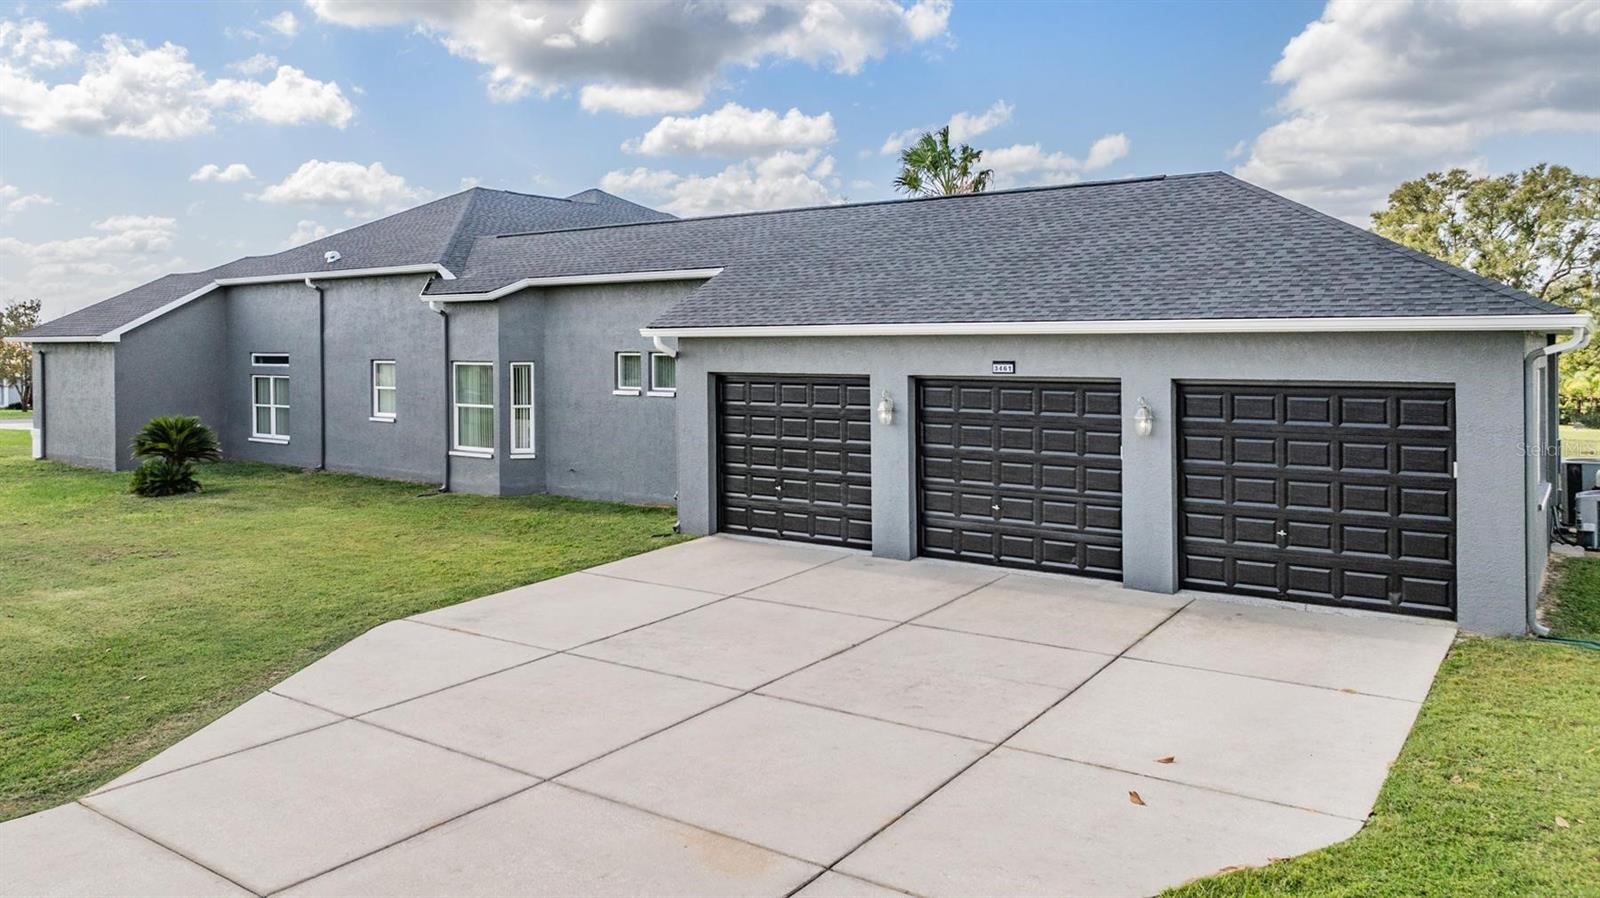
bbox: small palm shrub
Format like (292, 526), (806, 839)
(130, 458), (200, 496)
(129, 415), (220, 497)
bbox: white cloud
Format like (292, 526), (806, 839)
(985, 132), (1131, 188)
(189, 162), (254, 183)
(601, 149), (842, 217)
(263, 11), (299, 38)
(626, 103), (835, 156)
(578, 84), (702, 116)
(257, 159), (429, 213)
(1236, 0), (1600, 222)
(307, 0), (951, 110)
(0, 213), (181, 319)
(880, 99), (1013, 155)
(459, 176), (481, 190)
(283, 219), (337, 248)
(229, 52), (278, 75)
(0, 28), (355, 138)
(0, 180), (55, 217)
(60, 0), (107, 11)
(0, 18), (79, 68)
(205, 64), (355, 127)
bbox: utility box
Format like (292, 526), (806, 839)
(1564, 459), (1600, 525)
(1576, 489), (1600, 549)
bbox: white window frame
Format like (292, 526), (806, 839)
(250, 374), (290, 443)
(647, 352), (677, 397)
(614, 351), (643, 396)
(509, 361), (535, 458)
(451, 361), (495, 457)
(370, 359), (396, 422)
(251, 352), (290, 367)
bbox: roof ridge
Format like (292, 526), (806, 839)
(492, 173), (1175, 240)
(1214, 173), (1561, 314)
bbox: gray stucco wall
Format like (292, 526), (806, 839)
(112, 292), (226, 470)
(36, 343), (117, 469)
(321, 275), (446, 484)
(674, 330), (1533, 635)
(223, 282), (323, 470)
(536, 282), (687, 505)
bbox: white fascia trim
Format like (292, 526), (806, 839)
(20, 264), (457, 345)
(641, 313), (1594, 339)
(427, 268), (724, 303)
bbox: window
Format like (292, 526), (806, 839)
(615, 351), (643, 395)
(452, 362), (494, 454)
(251, 353), (290, 367)
(648, 352), (676, 397)
(371, 360), (396, 421)
(251, 375), (290, 442)
(510, 362), (535, 457)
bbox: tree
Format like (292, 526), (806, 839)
(0, 299), (41, 408)
(1372, 164), (1600, 419)
(129, 416), (221, 496)
(893, 126), (994, 198)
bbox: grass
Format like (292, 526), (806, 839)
(0, 409), (30, 421)
(1165, 571), (1600, 898)
(0, 429), (686, 821)
(1560, 424), (1600, 459)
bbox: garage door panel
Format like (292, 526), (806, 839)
(919, 378), (1122, 578)
(1178, 383), (1455, 619)
(718, 374), (871, 549)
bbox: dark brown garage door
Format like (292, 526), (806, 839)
(717, 374), (872, 548)
(917, 379), (1123, 577)
(1177, 383), (1456, 618)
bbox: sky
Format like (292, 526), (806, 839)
(2, 0), (1597, 322)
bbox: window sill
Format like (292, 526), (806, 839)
(613, 388), (642, 396)
(369, 416), (396, 424)
(248, 436), (289, 445)
(509, 451), (537, 460)
(647, 390), (677, 398)
(449, 449), (493, 459)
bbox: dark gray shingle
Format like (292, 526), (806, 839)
(427, 172), (1565, 327)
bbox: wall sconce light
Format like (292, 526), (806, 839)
(877, 390), (896, 425)
(1133, 397), (1155, 437)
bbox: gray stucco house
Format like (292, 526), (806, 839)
(17, 172), (1588, 636)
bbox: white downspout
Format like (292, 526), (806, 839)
(651, 334), (678, 358)
(1525, 318), (1592, 636)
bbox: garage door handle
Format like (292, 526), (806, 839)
(1277, 529), (1288, 537)
(991, 504), (1001, 511)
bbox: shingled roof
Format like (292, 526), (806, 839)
(21, 187), (672, 339)
(424, 172), (1566, 329)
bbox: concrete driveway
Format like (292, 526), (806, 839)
(3, 536), (1456, 898)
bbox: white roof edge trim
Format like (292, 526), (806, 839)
(17, 264), (457, 344)
(641, 313), (1593, 339)
(425, 268), (724, 303)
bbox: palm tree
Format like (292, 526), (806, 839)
(893, 126), (994, 197)
(129, 415), (221, 496)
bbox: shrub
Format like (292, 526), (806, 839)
(129, 416), (220, 496)
(130, 458), (200, 497)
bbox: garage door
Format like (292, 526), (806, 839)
(1177, 383), (1456, 618)
(717, 374), (872, 548)
(917, 379), (1122, 577)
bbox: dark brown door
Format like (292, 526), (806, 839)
(1177, 383), (1456, 618)
(917, 379), (1123, 577)
(717, 374), (872, 548)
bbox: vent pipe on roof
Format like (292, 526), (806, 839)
(324, 250), (341, 264)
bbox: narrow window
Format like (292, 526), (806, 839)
(510, 362), (535, 457)
(251, 375), (290, 441)
(452, 362), (494, 454)
(615, 351), (643, 395)
(251, 353), (290, 367)
(371, 360), (397, 421)
(648, 352), (676, 397)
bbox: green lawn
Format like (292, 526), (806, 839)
(0, 428), (685, 821)
(1166, 566), (1600, 898)
(1560, 424), (1600, 459)
(0, 409), (30, 421)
